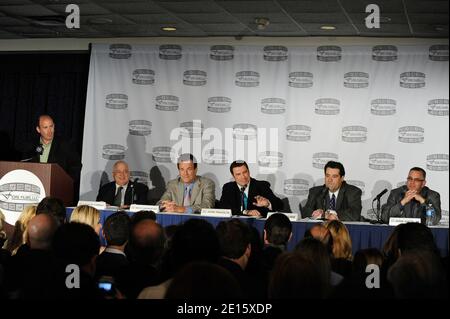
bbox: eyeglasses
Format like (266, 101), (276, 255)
(407, 177), (424, 182)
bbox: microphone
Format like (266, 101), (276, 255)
(371, 188), (388, 224)
(130, 178), (139, 186)
(35, 144), (43, 155)
(372, 188), (388, 201)
(130, 178), (139, 205)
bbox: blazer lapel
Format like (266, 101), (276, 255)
(47, 138), (57, 163)
(177, 179), (185, 206)
(336, 183), (345, 210)
(190, 178), (200, 205)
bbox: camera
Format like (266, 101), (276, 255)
(97, 276), (116, 298)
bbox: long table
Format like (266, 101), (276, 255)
(66, 208), (449, 257)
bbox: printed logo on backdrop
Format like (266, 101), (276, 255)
(179, 121), (204, 138)
(440, 210), (449, 226)
(183, 70), (207, 86)
(258, 151), (283, 168)
(207, 97), (232, 113)
(429, 45), (449, 61)
(288, 72), (313, 88)
(317, 46), (342, 62)
(233, 124), (258, 140)
(156, 95), (179, 111)
(284, 179), (309, 196)
(129, 120), (152, 136)
(152, 146), (176, 163)
(372, 45), (398, 61)
(344, 72), (369, 88)
(426, 154), (449, 171)
(159, 44), (182, 60)
(132, 69), (155, 85)
(346, 180), (366, 196)
(261, 98), (286, 114)
(130, 171), (149, 187)
(109, 44), (132, 59)
(286, 125), (311, 142)
(371, 99), (396, 116)
(312, 152), (339, 169)
(315, 98), (340, 115)
(203, 149), (228, 165)
(400, 72), (425, 88)
(398, 126), (424, 143)
(342, 126), (367, 142)
(210, 45), (234, 61)
(396, 181), (406, 188)
(428, 99), (449, 116)
(0, 170), (46, 225)
(369, 153), (395, 170)
(235, 71), (260, 87)
(102, 144), (125, 160)
(105, 94), (128, 109)
(263, 46), (288, 61)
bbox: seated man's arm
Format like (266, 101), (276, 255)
(219, 184), (241, 215)
(135, 183), (149, 205)
(337, 187), (362, 221)
(191, 178), (215, 213)
(381, 190), (403, 223)
(157, 182), (175, 205)
(427, 191), (441, 225)
(261, 181), (283, 212)
(302, 188), (319, 218)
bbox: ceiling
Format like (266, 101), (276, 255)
(0, 0), (448, 39)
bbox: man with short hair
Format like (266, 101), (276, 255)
(302, 161), (362, 221)
(36, 196), (66, 225)
(158, 153), (215, 213)
(261, 213), (292, 271)
(27, 214), (58, 250)
(96, 160), (149, 208)
(381, 167), (441, 225)
(219, 160), (283, 217)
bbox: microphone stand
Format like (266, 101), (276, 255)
(369, 198), (384, 224)
(130, 181), (135, 206)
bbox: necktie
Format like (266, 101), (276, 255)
(240, 186), (247, 211)
(113, 186), (123, 206)
(329, 194), (336, 211)
(183, 186), (191, 207)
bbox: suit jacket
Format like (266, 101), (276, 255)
(96, 181), (149, 206)
(219, 178), (283, 217)
(381, 185), (441, 225)
(157, 176), (215, 213)
(302, 181), (362, 221)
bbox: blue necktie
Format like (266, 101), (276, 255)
(240, 186), (247, 211)
(329, 194), (336, 210)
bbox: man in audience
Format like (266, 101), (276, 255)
(302, 161), (362, 221)
(36, 196), (66, 225)
(381, 167), (441, 225)
(96, 160), (149, 208)
(262, 213), (292, 270)
(158, 153), (215, 213)
(219, 160), (283, 217)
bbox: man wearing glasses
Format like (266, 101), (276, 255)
(381, 167), (441, 225)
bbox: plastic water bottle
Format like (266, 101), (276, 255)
(425, 204), (435, 226)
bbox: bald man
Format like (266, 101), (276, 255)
(27, 214), (58, 250)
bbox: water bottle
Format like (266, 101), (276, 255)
(425, 204), (435, 226)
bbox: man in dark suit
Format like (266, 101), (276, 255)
(302, 161), (362, 221)
(219, 160), (283, 217)
(381, 167), (441, 225)
(96, 160), (148, 208)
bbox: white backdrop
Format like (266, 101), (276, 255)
(80, 42), (449, 223)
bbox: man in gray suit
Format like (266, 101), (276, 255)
(158, 153), (215, 213)
(381, 167), (441, 225)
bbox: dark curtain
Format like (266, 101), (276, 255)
(0, 52), (89, 162)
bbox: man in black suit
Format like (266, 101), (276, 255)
(381, 167), (441, 225)
(302, 161), (362, 221)
(219, 160), (283, 217)
(96, 160), (148, 208)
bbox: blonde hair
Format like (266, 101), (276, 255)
(70, 205), (100, 230)
(325, 220), (353, 260)
(5, 205), (37, 254)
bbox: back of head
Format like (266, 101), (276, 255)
(165, 261), (242, 299)
(130, 210), (156, 228)
(53, 222), (100, 267)
(103, 212), (130, 246)
(129, 219), (165, 264)
(325, 220), (353, 260)
(304, 223), (333, 255)
(352, 248), (384, 277)
(27, 213), (58, 250)
(396, 223), (439, 255)
(70, 205), (100, 230)
(36, 197), (66, 225)
(216, 219), (251, 259)
(264, 213), (292, 246)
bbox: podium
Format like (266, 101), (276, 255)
(0, 161), (73, 207)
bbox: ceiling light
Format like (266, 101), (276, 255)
(255, 17), (270, 30)
(161, 26), (177, 32)
(320, 25), (336, 30)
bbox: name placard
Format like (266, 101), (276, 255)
(77, 201), (107, 210)
(389, 217), (421, 226)
(266, 212), (299, 221)
(201, 208), (232, 218)
(129, 204), (160, 213)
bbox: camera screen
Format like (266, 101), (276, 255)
(98, 282), (112, 291)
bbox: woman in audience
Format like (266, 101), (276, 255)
(4, 205), (36, 255)
(325, 220), (353, 278)
(70, 205), (101, 235)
